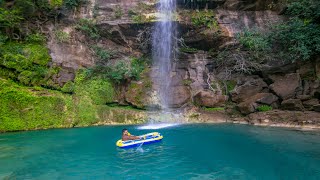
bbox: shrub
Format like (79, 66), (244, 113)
(204, 107), (225, 111)
(114, 5), (123, 19)
(50, 0), (63, 7)
(25, 33), (46, 43)
(55, 30), (70, 43)
(191, 10), (218, 29)
(0, 42), (58, 86)
(64, 0), (87, 9)
(61, 81), (75, 93)
(128, 9), (137, 17)
(92, 45), (111, 61)
(257, 105), (273, 112)
(179, 47), (198, 53)
(269, 19), (320, 61)
(236, 28), (270, 51)
(75, 18), (100, 39)
(74, 72), (115, 105)
(106, 58), (145, 84)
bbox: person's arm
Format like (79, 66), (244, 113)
(122, 135), (140, 141)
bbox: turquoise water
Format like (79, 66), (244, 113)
(1, 124), (320, 179)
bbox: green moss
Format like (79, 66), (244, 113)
(74, 74), (115, 105)
(224, 80), (236, 95)
(203, 107), (225, 111)
(191, 10), (219, 29)
(55, 30), (70, 43)
(257, 105), (273, 112)
(180, 47), (198, 53)
(114, 5), (123, 19)
(75, 18), (100, 39)
(0, 41), (60, 87)
(132, 14), (156, 23)
(183, 79), (192, 86)
(61, 81), (75, 93)
(0, 79), (72, 132)
(50, 0), (63, 7)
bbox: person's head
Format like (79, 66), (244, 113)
(122, 128), (128, 136)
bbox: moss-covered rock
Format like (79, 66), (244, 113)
(125, 75), (152, 109)
(0, 79), (72, 132)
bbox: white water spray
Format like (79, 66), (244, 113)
(151, 0), (177, 110)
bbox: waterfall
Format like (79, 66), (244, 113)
(151, 0), (177, 110)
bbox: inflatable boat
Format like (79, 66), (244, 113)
(116, 132), (163, 148)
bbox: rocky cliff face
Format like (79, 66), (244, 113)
(44, 0), (320, 128)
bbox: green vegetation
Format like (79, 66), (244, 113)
(257, 105), (273, 112)
(191, 10), (218, 29)
(61, 81), (75, 93)
(130, 2), (156, 23)
(55, 30), (70, 43)
(234, 0), (320, 63)
(114, 5), (123, 19)
(64, 0), (87, 9)
(0, 0), (149, 132)
(183, 79), (192, 86)
(180, 47), (198, 53)
(0, 79), (72, 132)
(132, 14), (156, 23)
(107, 58), (145, 84)
(222, 80), (236, 95)
(50, 0), (63, 7)
(75, 18), (100, 39)
(92, 46), (112, 61)
(74, 72), (115, 105)
(0, 41), (60, 88)
(26, 33), (46, 43)
(0, 77), (144, 132)
(204, 107), (225, 111)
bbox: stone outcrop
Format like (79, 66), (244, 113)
(303, 99), (319, 111)
(247, 110), (320, 127)
(231, 76), (268, 103)
(237, 93), (278, 115)
(269, 73), (302, 100)
(167, 86), (191, 108)
(281, 99), (304, 111)
(193, 90), (228, 107)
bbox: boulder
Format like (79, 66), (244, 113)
(237, 93), (276, 115)
(237, 101), (258, 115)
(269, 73), (302, 100)
(231, 76), (268, 103)
(281, 99), (304, 111)
(193, 90), (228, 107)
(56, 68), (75, 86)
(167, 86), (191, 108)
(302, 99), (319, 110)
(125, 81), (152, 109)
(297, 95), (312, 101)
(256, 93), (278, 105)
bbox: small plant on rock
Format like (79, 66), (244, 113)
(257, 105), (273, 112)
(55, 30), (70, 43)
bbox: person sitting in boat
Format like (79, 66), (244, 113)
(122, 129), (141, 141)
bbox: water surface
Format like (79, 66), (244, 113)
(0, 124), (320, 179)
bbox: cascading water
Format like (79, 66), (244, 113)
(139, 0), (179, 129)
(151, 0), (177, 110)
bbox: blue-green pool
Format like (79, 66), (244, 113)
(1, 124), (320, 179)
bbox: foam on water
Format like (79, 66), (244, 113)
(137, 123), (179, 130)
